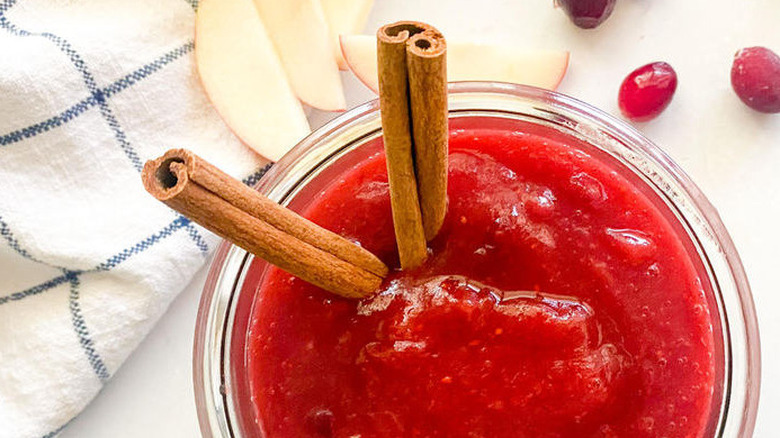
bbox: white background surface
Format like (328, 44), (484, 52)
(61, 0), (779, 436)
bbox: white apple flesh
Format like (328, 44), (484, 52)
(320, 0), (375, 70)
(340, 35), (570, 93)
(195, 0), (310, 162)
(253, 0), (346, 111)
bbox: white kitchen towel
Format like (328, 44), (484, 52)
(0, 0), (276, 436)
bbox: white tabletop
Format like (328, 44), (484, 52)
(61, 0), (779, 436)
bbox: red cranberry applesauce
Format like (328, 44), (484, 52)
(246, 114), (718, 437)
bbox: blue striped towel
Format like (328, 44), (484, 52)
(0, 0), (278, 436)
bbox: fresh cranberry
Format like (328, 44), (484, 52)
(555, 0), (616, 29)
(731, 46), (780, 114)
(618, 62), (678, 122)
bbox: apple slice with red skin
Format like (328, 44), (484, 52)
(320, 0), (375, 70)
(195, 0), (310, 162)
(253, 0), (346, 111)
(340, 35), (570, 93)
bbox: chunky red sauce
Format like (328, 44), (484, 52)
(245, 119), (719, 437)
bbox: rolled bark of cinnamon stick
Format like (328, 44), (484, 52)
(407, 31), (448, 241)
(377, 22), (428, 270)
(377, 21), (448, 269)
(142, 149), (388, 299)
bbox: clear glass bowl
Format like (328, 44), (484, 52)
(193, 82), (760, 438)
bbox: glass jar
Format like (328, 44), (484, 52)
(193, 82), (760, 438)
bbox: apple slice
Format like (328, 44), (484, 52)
(340, 35), (570, 93)
(253, 0), (346, 111)
(196, 0), (310, 161)
(320, 0), (375, 70)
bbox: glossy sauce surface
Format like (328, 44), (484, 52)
(245, 120), (718, 437)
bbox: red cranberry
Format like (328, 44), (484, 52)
(731, 46), (780, 114)
(555, 0), (616, 29)
(618, 62), (678, 122)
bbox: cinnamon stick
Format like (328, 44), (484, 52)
(142, 149), (388, 299)
(407, 31), (448, 241)
(377, 21), (448, 269)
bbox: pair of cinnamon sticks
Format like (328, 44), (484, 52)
(142, 21), (448, 299)
(142, 149), (387, 298)
(377, 21), (449, 270)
